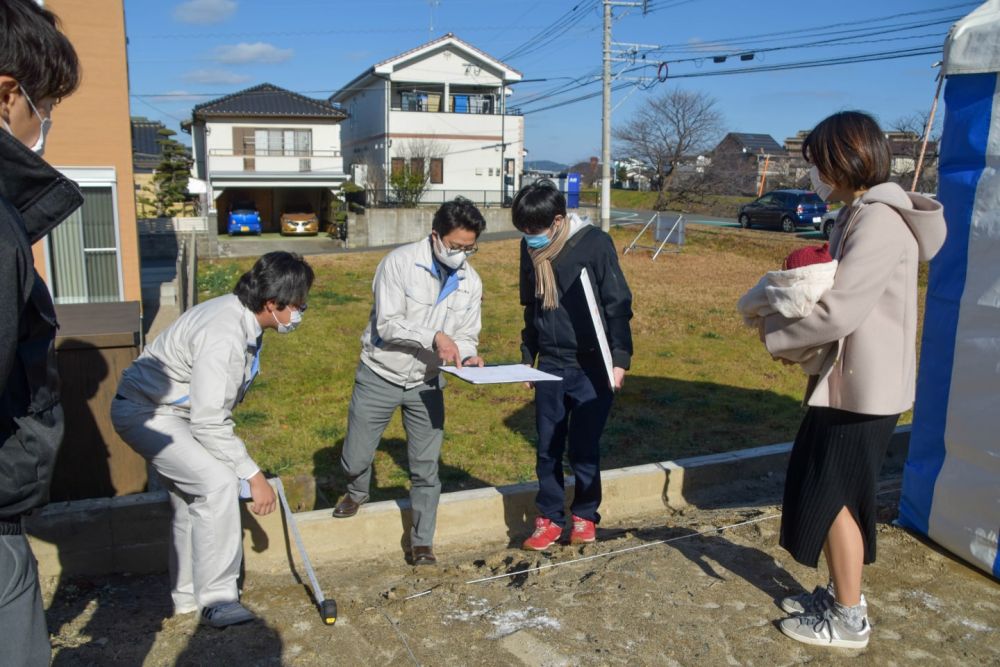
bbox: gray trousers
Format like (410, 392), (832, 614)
(341, 362), (444, 547)
(0, 532), (50, 667)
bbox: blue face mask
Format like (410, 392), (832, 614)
(524, 232), (551, 250)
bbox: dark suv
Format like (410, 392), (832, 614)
(738, 189), (827, 233)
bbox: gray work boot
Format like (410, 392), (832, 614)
(200, 601), (256, 628)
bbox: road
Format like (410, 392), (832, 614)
(609, 207), (825, 241)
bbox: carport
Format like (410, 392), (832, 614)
(212, 174), (343, 234)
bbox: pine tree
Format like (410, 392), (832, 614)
(142, 128), (193, 217)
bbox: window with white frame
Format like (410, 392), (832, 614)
(47, 185), (122, 304)
(251, 128), (312, 156)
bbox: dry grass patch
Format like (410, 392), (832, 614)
(196, 225), (923, 509)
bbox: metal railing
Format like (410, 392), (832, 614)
(208, 148), (342, 157)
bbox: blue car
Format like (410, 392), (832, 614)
(227, 201), (262, 235)
(738, 189), (828, 233)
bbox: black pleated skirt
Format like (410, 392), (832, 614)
(780, 407), (899, 568)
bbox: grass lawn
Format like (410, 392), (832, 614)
(197, 225), (926, 509)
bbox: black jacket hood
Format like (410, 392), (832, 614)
(0, 129), (83, 243)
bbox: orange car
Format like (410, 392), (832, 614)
(280, 208), (320, 236)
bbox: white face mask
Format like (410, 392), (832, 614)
(2, 88), (51, 156)
(271, 307), (302, 334)
(809, 166), (834, 202)
(432, 233), (472, 270)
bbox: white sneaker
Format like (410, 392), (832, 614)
(779, 608), (871, 649)
(780, 583), (867, 616)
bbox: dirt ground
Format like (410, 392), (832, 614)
(42, 481), (998, 666)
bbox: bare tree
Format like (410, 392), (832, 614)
(614, 89), (724, 208)
(390, 137), (446, 206)
(892, 111), (940, 193)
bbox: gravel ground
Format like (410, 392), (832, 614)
(42, 482), (998, 666)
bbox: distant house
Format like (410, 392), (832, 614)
(131, 116), (166, 175)
(331, 33), (525, 205)
(713, 133), (790, 194)
(185, 83), (348, 233)
(613, 157), (653, 191)
(131, 116), (197, 218)
(786, 129), (938, 190)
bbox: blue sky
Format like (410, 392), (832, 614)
(124, 0), (967, 164)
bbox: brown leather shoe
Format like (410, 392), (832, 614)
(411, 546), (437, 566)
(332, 495), (363, 518)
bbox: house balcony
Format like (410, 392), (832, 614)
(207, 148), (343, 176)
(390, 84), (522, 116)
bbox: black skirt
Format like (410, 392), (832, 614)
(780, 406), (899, 568)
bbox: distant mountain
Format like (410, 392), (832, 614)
(524, 160), (568, 173)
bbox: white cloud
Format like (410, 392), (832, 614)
(173, 0), (237, 25)
(182, 69), (251, 85)
(213, 42), (293, 64)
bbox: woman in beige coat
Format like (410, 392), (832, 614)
(759, 111), (946, 649)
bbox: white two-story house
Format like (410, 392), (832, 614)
(331, 33), (525, 205)
(185, 83), (348, 233)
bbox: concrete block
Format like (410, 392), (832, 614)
(26, 497), (113, 577)
(29, 428), (912, 579)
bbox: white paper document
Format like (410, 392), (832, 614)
(439, 364), (562, 384)
(579, 267), (616, 390)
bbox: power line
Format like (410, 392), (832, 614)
(642, 3), (973, 51)
(520, 45), (942, 116)
(501, 0), (600, 61)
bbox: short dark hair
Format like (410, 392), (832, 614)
(233, 252), (315, 313)
(802, 111), (891, 192)
(511, 180), (566, 233)
(0, 0), (80, 102)
(431, 197), (486, 237)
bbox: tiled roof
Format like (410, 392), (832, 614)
(192, 83), (346, 119)
(131, 116), (165, 157)
(725, 133), (786, 154)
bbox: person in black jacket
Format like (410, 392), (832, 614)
(0, 3), (81, 665)
(514, 180), (633, 551)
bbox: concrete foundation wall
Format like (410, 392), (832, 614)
(25, 428), (911, 579)
(347, 207), (519, 248)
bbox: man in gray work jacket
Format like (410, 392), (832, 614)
(333, 198), (486, 566)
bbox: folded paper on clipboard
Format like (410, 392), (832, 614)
(579, 267), (616, 390)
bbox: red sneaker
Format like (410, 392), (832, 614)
(569, 515), (596, 544)
(522, 517), (563, 551)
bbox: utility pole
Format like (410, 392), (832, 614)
(602, 0), (647, 232)
(601, 1), (612, 232)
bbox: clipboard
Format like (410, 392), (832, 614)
(439, 364), (562, 384)
(579, 267), (616, 390)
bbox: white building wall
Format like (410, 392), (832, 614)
(340, 79), (389, 179)
(391, 49), (504, 86)
(203, 119), (344, 175)
(388, 112), (523, 193)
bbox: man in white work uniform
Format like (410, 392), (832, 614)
(332, 198), (486, 567)
(111, 251), (314, 627)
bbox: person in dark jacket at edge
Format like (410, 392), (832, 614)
(0, 2), (82, 665)
(513, 180), (634, 551)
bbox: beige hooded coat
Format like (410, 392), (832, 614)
(764, 182), (947, 415)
